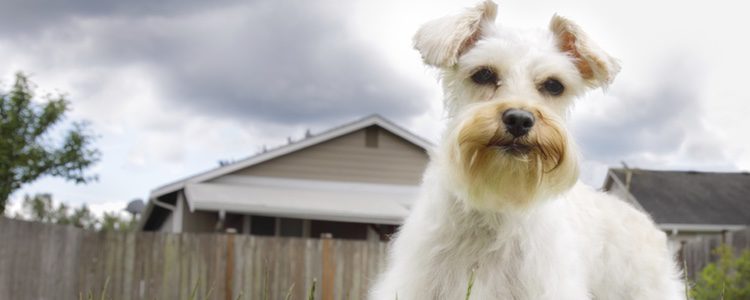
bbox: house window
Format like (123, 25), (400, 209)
(280, 218), (304, 237)
(365, 126), (379, 148)
(311, 220), (367, 239)
(250, 216), (275, 236)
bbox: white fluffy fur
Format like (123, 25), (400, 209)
(371, 175), (684, 299)
(369, 1), (684, 299)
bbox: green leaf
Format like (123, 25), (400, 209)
(692, 244), (750, 300)
(0, 72), (100, 213)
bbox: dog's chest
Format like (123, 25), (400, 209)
(423, 208), (588, 299)
(426, 233), (539, 298)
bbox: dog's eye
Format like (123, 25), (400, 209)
(541, 78), (565, 96)
(471, 67), (498, 85)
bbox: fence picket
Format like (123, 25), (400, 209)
(0, 217), (388, 300)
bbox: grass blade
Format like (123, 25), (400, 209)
(683, 256), (690, 299)
(204, 282), (215, 300)
(189, 281), (200, 300)
(285, 283), (296, 300)
(308, 278), (317, 300)
(100, 277), (110, 300)
(263, 268), (270, 300)
(465, 265), (477, 300)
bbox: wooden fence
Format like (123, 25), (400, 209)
(681, 228), (750, 281)
(0, 217), (388, 300)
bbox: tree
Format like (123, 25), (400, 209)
(20, 193), (56, 222)
(66, 203), (98, 229)
(100, 211), (137, 231)
(19, 193), (133, 231)
(20, 193), (98, 230)
(0, 72), (100, 213)
(691, 244), (750, 300)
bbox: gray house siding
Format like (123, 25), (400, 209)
(230, 126), (428, 185)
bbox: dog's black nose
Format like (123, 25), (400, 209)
(502, 108), (535, 138)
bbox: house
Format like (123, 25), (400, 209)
(138, 115), (432, 240)
(602, 168), (750, 250)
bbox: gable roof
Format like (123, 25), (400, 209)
(139, 115), (433, 230)
(149, 114), (433, 199)
(605, 168), (750, 226)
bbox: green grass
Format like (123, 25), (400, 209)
(79, 268), (471, 300)
(81, 276), (320, 300)
(78, 262), (694, 300)
(79, 277), (109, 300)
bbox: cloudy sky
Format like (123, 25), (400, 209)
(2, 0), (748, 215)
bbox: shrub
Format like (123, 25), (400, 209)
(691, 244), (750, 300)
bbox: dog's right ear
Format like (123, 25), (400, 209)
(413, 1), (497, 68)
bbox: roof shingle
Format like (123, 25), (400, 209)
(608, 169), (750, 225)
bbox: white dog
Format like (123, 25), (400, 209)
(370, 2), (684, 299)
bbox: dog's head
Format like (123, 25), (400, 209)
(416, 1), (620, 211)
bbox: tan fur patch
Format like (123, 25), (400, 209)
(549, 14), (619, 87)
(451, 102), (578, 210)
(559, 31), (594, 80)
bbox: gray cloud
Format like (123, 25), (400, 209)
(158, 1), (427, 124)
(573, 86), (690, 161)
(571, 59), (734, 170)
(1, 0), (428, 127)
(0, 1), (232, 36)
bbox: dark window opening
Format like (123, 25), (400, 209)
(280, 218), (304, 237)
(223, 213), (243, 232)
(311, 220), (367, 240)
(250, 216), (275, 236)
(365, 126), (379, 148)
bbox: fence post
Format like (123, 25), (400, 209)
(321, 233), (335, 300)
(226, 229), (236, 300)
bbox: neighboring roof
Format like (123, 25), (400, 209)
(185, 178), (417, 224)
(149, 114), (432, 199)
(139, 115), (432, 229)
(605, 168), (750, 226)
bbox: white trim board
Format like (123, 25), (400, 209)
(184, 182), (411, 225)
(658, 223), (748, 232)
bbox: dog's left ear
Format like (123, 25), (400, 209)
(413, 1), (497, 68)
(550, 15), (621, 88)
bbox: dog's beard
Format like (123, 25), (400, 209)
(445, 102), (579, 211)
